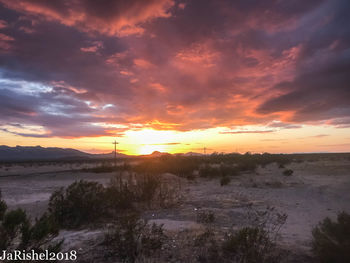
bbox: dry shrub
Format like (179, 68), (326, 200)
(0, 191), (7, 220)
(222, 227), (272, 262)
(104, 213), (166, 263)
(196, 210), (215, 224)
(194, 229), (220, 263)
(220, 176), (231, 186)
(0, 192), (61, 254)
(312, 211), (350, 263)
(48, 180), (105, 228)
(219, 207), (286, 263)
(283, 169), (294, 176)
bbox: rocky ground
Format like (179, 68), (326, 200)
(0, 158), (349, 262)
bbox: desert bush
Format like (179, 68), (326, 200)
(247, 206), (287, 240)
(199, 165), (221, 178)
(222, 227), (277, 263)
(0, 208), (29, 250)
(131, 153), (293, 181)
(199, 164), (239, 178)
(104, 213), (166, 263)
(82, 165), (115, 173)
(220, 176), (231, 186)
(48, 180), (105, 228)
(26, 213), (59, 245)
(48, 175), (178, 229)
(220, 164), (239, 177)
(105, 182), (134, 211)
(283, 169), (293, 176)
(129, 173), (181, 209)
(139, 174), (160, 204)
(192, 207), (287, 263)
(133, 156), (200, 178)
(2, 208), (29, 238)
(0, 191), (7, 220)
(197, 210), (215, 224)
(221, 206), (287, 263)
(236, 159), (257, 172)
(194, 229), (220, 263)
(158, 181), (181, 208)
(82, 162), (131, 173)
(140, 223), (166, 257)
(133, 174), (161, 208)
(0, 197), (61, 254)
(312, 211), (350, 263)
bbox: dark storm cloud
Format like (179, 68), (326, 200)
(0, 89), (37, 118)
(0, 0), (349, 138)
(257, 56), (350, 121)
(0, 9), (129, 94)
(257, 0), (350, 122)
(0, 85), (126, 137)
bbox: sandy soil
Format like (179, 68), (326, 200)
(0, 159), (349, 261)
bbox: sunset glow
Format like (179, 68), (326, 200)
(0, 0), (349, 154)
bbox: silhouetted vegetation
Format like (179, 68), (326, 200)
(133, 155), (199, 178)
(4, 152), (348, 262)
(283, 169), (294, 176)
(0, 191), (7, 220)
(220, 206), (287, 263)
(48, 180), (105, 228)
(197, 210), (215, 224)
(312, 211), (350, 263)
(191, 206), (286, 263)
(48, 173), (180, 229)
(194, 229), (220, 263)
(81, 165), (116, 173)
(220, 176), (231, 186)
(104, 180), (135, 211)
(104, 213), (166, 263)
(222, 227), (277, 263)
(0, 192), (61, 256)
(129, 153), (293, 183)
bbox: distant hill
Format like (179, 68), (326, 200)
(0, 146), (205, 161)
(139, 151), (171, 158)
(150, 151), (171, 157)
(0, 145), (126, 161)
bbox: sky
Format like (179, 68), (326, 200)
(0, 0), (349, 155)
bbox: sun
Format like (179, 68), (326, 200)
(123, 129), (181, 155)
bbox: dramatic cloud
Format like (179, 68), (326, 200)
(0, 0), (175, 36)
(0, 0), (349, 138)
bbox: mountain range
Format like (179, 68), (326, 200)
(0, 145), (126, 161)
(0, 146), (204, 161)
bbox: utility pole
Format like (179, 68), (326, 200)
(203, 147), (206, 155)
(113, 140), (119, 167)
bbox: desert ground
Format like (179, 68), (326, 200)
(0, 157), (349, 262)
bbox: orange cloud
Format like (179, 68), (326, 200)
(0, 0), (175, 36)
